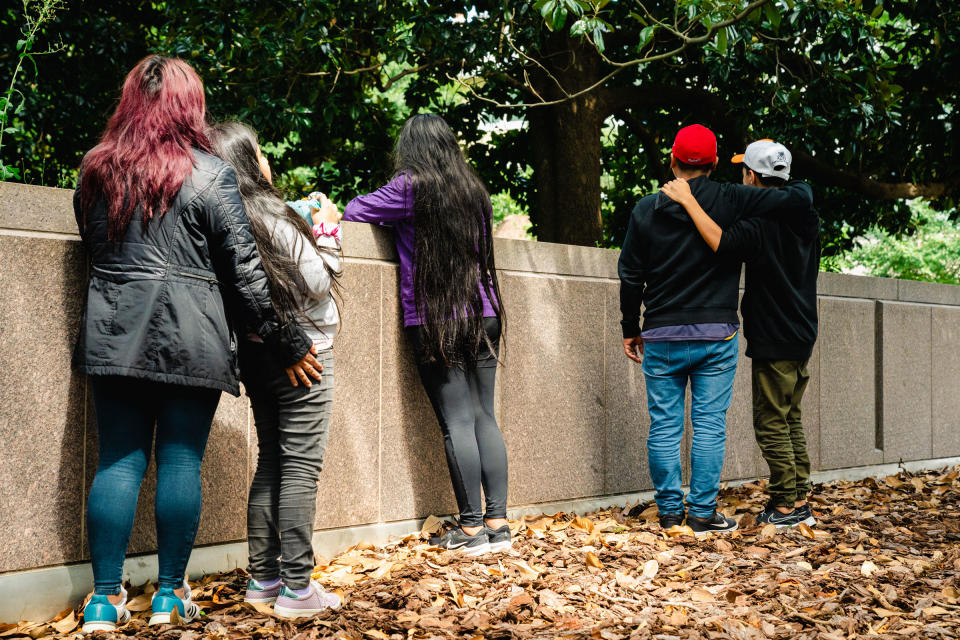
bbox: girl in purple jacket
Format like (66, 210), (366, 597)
(343, 113), (510, 555)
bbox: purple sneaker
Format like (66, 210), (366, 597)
(273, 581), (341, 619)
(244, 577), (283, 604)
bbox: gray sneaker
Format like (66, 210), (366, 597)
(687, 511), (738, 537)
(244, 577), (283, 604)
(273, 581), (341, 619)
(429, 527), (490, 556)
(483, 524), (512, 553)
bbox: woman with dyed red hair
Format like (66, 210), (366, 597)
(73, 56), (322, 632)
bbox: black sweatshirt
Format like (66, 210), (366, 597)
(716, 182), (819, 361)
(618, 176), (813, 339)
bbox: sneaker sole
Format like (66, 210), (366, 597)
(759, 520), (798, 529)
(692, 522), (739, 538)
(81, 622), (118, 633)
(244, 596), (279, 604)
(148, 612), (195, 626)
(457, 541), (491, 557)
(799, 515), (817, 527)
(488, 540), (512, 553)
(273, 602), (341, 618)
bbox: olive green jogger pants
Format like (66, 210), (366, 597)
(752, 359), (812, 507)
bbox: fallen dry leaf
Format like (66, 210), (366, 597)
(585, 551), (604, 569)
(13, 466), (960, 640)
(420, 514), (445, 535)
(689, 587), (715, 602)
(641, 558), (659, 580)
(49, 611), (76, 635)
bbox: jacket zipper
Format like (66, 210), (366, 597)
(177, 271), (219, 286)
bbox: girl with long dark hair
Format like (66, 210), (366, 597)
(73, 56), (322, 632)
(343, 113), (510, 555)
(208, 121), (343, 618)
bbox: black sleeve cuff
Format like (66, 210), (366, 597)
(262, 320), (312, 367)
(621, 319), (642, 339)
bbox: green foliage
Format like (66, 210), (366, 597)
(490, 190), (534, 240)
(1, 1), (957, 253)
(490, 191), (528, 226)
(529, 0), (959, 248)
(0, 0), (65, 181)
(824, 200), (960, 285)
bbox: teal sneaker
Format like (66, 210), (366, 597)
(81, 587), (131, 633)
(148, 580), (201, 626)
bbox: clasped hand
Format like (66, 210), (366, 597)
(285, 343), (324, 387)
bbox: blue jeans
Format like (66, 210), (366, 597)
(87, 376), (220, 594)
(642, 337), (738, 519)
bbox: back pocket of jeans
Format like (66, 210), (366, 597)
(642, 343), (672, 376)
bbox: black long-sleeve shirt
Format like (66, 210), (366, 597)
(716, 182), (819, 360)
(618, 176), (812, 339)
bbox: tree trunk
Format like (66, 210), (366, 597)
(527, 34), (605, 246)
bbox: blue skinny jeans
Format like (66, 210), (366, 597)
(642, 337), (739, 519)
(87, 376), (220, 595)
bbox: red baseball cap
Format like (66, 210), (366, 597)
(672, 124), (717, 165)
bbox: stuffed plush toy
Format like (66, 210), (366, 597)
(286, 191), (327, 225)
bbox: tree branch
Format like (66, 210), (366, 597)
(453, 0), (774, 109)
(791, 151), (959, 199)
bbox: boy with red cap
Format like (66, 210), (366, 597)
(618, 124), (812, 535)
(660, 139), (818, 530)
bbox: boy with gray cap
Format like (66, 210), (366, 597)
(661, 139), (819, 529)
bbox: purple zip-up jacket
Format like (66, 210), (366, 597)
(343, 174), (499, 327)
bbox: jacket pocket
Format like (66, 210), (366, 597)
(87, 277), (121, 338)
(207, 285), (236, 376)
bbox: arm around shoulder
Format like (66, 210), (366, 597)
(731, 180), (813, 219)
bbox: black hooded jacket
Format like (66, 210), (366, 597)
(716, 185), (819, 361)
(73, 150), (312, 395)
(618, 175), (812, 338)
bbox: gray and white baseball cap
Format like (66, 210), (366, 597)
(731, 139), (791, 180)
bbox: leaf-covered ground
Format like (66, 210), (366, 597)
(5, 467), (960, 639)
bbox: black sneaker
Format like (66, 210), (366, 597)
(794, 504), (817, 527)
(687, 511), (738, 537)
(429, 527), (490, 556)
(658, 512), (685, 530)
(483, 524), (512, 553)
(757, 504), (803, 529)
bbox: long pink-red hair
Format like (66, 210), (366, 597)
(78, 55), (211, 241)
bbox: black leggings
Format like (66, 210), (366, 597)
(406, 317), (508, 528)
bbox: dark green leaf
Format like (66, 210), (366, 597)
(764, 2), (781, 28)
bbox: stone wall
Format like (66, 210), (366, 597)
(3, 180), (960, 578)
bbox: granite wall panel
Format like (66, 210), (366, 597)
(377, 265), (457, 522)
(0, 237), (87, 572)
(602, 282), (652, 495)
(879, 302), (932, 463)
(818, 298), (883, 469)
(6, 181), (960, 577)
(497, 273), (606, 506)
(931, 307), (960, 459)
